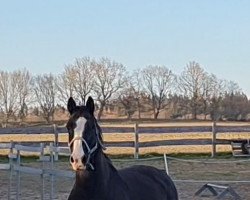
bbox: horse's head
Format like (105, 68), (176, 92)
(66, 96), (104, 171)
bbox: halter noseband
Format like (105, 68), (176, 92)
(68, 123), (106, 170)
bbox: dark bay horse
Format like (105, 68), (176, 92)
(66, 96), (178, 200)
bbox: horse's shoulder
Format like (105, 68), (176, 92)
(117, 165), (178, 200)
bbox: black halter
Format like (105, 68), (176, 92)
(68, 122), (106, 170)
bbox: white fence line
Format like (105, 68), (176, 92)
(0, 142), (74, 200)
(1, 142), (250, 199)
(0, 142), (167, 199)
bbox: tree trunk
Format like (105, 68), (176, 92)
(97, 102), (105, 121)
(126, 112), (132, 120)
(137, 100), (141, 119)
(193, 108), (197, 120)
(152, 104), (156, 119)
(154, 106), (161, 119)
(45, 115), (50, 123)
(154, 110), (160, 119)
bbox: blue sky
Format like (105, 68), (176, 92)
(1, 1), (250, 96)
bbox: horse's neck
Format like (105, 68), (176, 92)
(73, 150), (116, 197)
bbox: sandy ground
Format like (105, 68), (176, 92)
(1, 157), (250, 200)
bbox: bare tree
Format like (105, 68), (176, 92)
(33, 74), (57, 123)
(57, 57), (95, 106)
(168, 94), (190, 119)
(0, 71), (20, 125)
(206, 75), (225, 121)
(93, 58), (127, 120)
(219, 80), (244, 120)
(56, 65), (76, 106)
(224, 80), (241, 95)
(142, 65), (174, 119)
(72, 57), (95, 104)
(178, 62), (206, 119)
(15, 69), (33, 122)
(131, 69), (144, 119)
(200, 73), (218, 120)
(118, 78), (137, 119)
(222, 92), (248, 121)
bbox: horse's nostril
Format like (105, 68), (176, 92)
(70, 156), (74, 163)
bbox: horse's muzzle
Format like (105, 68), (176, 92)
(70, 156), (85, 171)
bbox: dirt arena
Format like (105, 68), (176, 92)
(1, 157), (250, 200)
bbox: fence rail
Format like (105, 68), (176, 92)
(1, 122), (250, 158)
(0, 142), (74, 200)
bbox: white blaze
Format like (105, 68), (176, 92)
(71, 117), (86, 169)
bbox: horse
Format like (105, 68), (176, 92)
(66, 96), (178, 200)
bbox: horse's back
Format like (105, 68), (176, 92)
(118, 165), (178, 200)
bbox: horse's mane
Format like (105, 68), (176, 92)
(94, 118), (104, 142)
(94, 119), (114, 165)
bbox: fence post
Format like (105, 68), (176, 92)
(53, 124), (59, 161)
(53, 124), (58, 146)
(16, 148), (20, 200)
(211, 121), (217, 158)
(49, 142), (54, 200)
(134, 123), (139, 159)
(40, 143), (45, 200)
(8, 141), (14, 200)
(163, 154), (169, 175)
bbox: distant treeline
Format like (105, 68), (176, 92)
(0, 57), (249, 125)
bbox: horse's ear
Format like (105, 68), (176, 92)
(67, 97), (76, 115)
(86, 96), (95, 115)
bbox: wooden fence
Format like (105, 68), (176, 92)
(1, 122), (250, 158)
